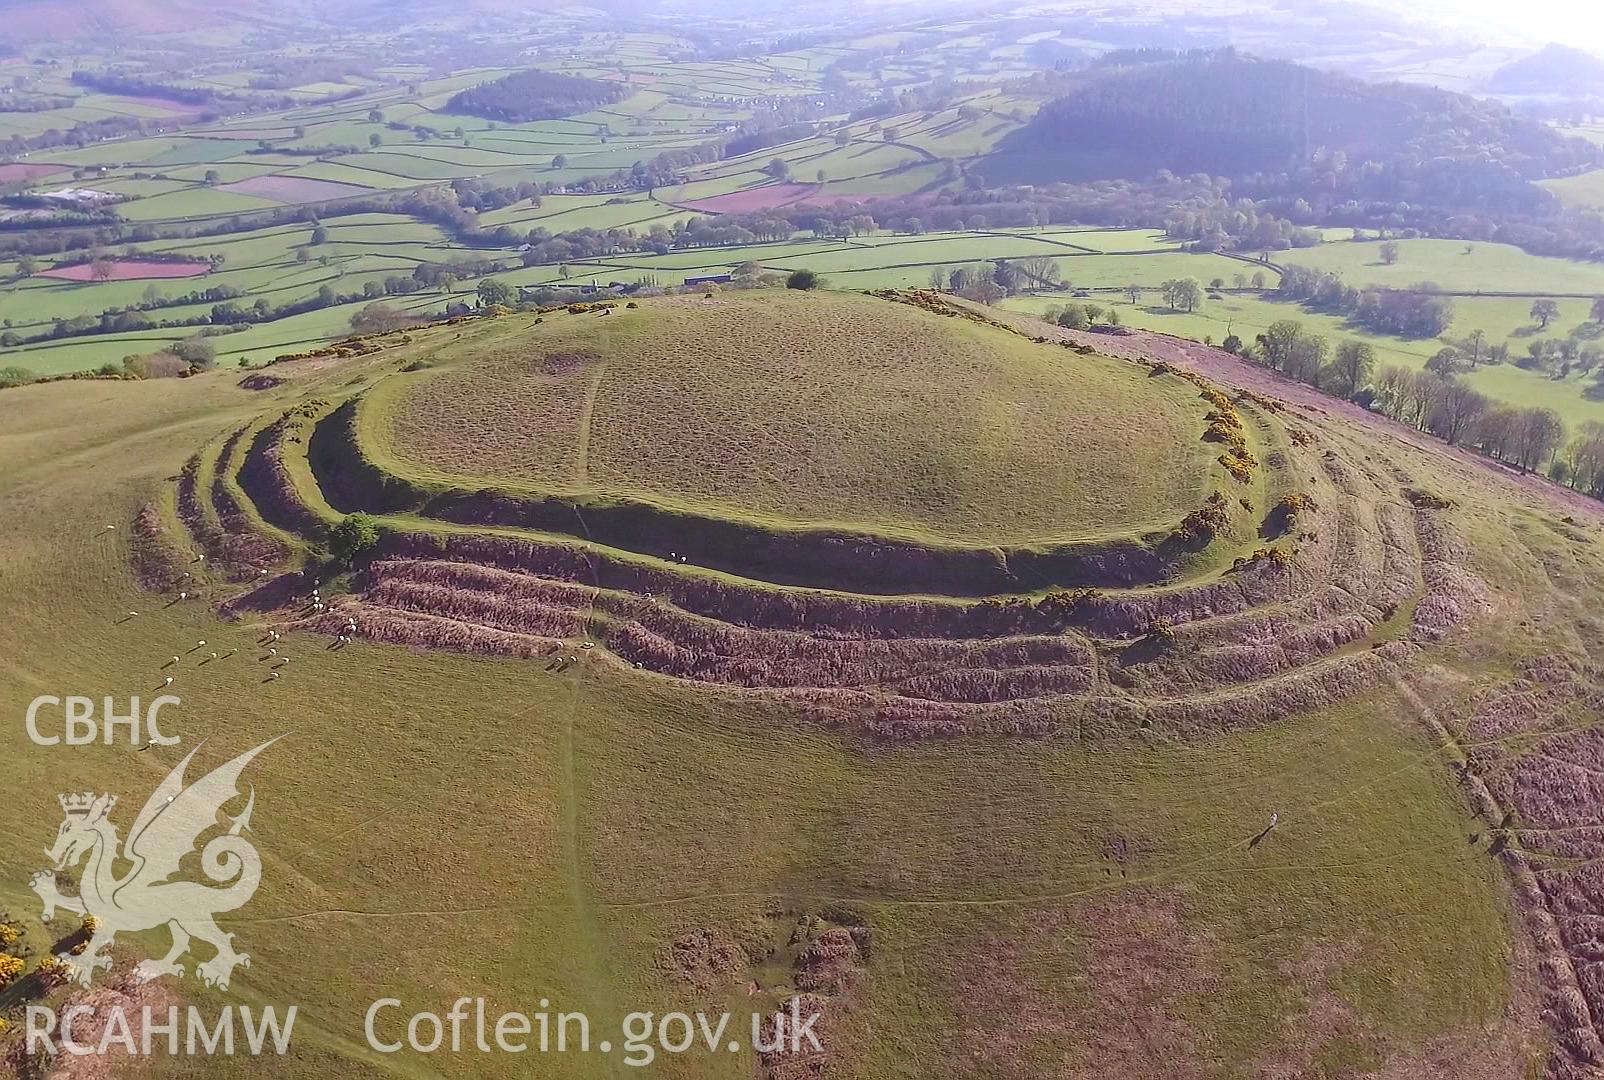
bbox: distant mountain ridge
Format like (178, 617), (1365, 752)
(1487, 43), (1604, 96)
(0, 0), (263, 42)
(981, 49), (1601, 208)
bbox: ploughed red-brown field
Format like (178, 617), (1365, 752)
(40, 258), (211, 282)
(0, 162), (68, 183)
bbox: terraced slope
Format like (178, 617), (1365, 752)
(184, 292), (1474, 742)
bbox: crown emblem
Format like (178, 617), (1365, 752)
(58, 793), (114, 816)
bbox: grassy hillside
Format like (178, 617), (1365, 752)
(0, 308), (1564, 1077)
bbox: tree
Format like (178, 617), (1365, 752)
(786, 268), (819, 290)
(1160, 277), (1203, 313)
(1251, 271), (1267, 290)
(310, 224), (328, 245)
(1425, 347), (1467, 378)
(203, 169), (221, 186)
(1531, 299), (1561, 329)
(1124, 284), (1141, 304)
(89, 258), (114, 283)
(476, 278), (515, 307)
(1014, 255), (1061, 290)
(1286, 332), (1329, 386)
(1429, 378), (1490, 445)
(1513, 407), (1566, 472)
(15, 254), (37, 277)
(171, 337), (215, 369)
(551, 154), (568, 170)
(1331, 340), (1376, 399)
(369, 133), (382, 147)
(329, 512), (381, 566)
(1592, 296), (1604, 323)
(958, 279), (1005, 305)
(350, 303), (416, 335)
(1057, 304), (1089, 330)
(929, 265), (948, 290)
(763, 158), (791, 181)
(368, 109), (383, 123)
(1257, 317), (1308, 372)
(1379, 240), (1399, 265)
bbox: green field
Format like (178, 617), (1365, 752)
(1278, 238), (1604, 295)
(1543, 168), (1604, 210)
(1004, 289), (1604, 430)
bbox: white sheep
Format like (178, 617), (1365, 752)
(163, 676), (173, 686)
(267, 671), (279, 680)
(126, 610), (138, 618)
(104, 524), (116, 531)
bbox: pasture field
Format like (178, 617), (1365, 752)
(5, 291), (1588, 1076)
(1542, 168), (1604, 210)
(1278, 237), (1604, 295)
(374, 292), (1218, 545)
(1004, 290), (1604, 430)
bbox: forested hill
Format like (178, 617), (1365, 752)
(445, 69), (625, 123)
(987, 51), (1601, 209)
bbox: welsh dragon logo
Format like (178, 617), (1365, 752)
(30, 739), (279, 989)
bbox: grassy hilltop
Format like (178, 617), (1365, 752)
(375, 291), (1215, 545)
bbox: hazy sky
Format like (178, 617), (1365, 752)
(1393, 0), (1604, 53)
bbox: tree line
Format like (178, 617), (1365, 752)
(1230, 317), (1604, 498)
